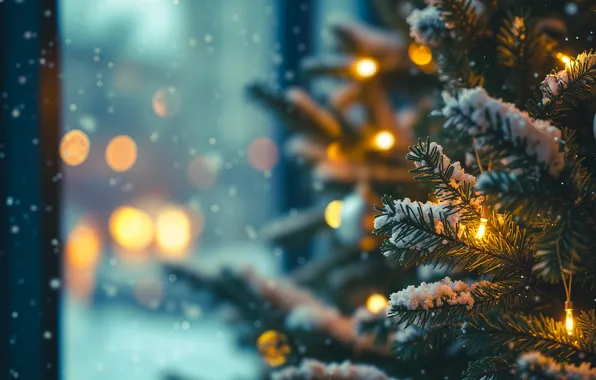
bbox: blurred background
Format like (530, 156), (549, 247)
(59, 1), (385, 379)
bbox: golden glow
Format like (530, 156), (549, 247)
(109, 206), (154, 252)
(408, 43), (433, 66)
(326, 142), (341, 160)
(66, 222), (102, 269)
(105, 135), (138, 172)
(556, 52), (571, 69)
(155, 207), (192, 258)
(60, 129), (90, 166)
(324, 200), (343, 229)
(256, 330), (292, 367)
(476, 217), (488, 239)
(366, 293), (388, 314)
(372, 130), (396, 151)
(565, 307), (574, 336)
(353, 58), (378, 78)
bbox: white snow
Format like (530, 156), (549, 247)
(517, 352), (596, 379)
(272, 359), (396, 380)
(406, 6), (446, 47)
(441, 87), (564, 177)
(389, 277), (488, 311)
(373, 197), (463, 251)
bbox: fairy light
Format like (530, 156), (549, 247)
(366, 293), (388, 314)
(556, 52), (571, 69)
(565, 301), (574, 336)
(408, 42), (433, 66)
(353, 58), (378, 78)
(476, 218), (488, 239)
(476, 204), (489, 239)
(372, 130), (396, 151)
(256, 330), (292, 367)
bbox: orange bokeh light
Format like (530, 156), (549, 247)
(109, 206), (154, 252)
(155, 207), (192, 259)
(152, 87), (181, 117)
(66, 221), (102, 270)
(105, 135), (138, 172)
(247, 137), (279, 171)
(60, 129), (90, 166)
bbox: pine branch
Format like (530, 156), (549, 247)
(388, 278), (533, 328)
(392, 323), (457, 360)
(436, 49), (484, 91)
(577, 310), (596, 344)
(375, 195), (533, 278)
(437, 0), (480, 44)
(406, 138), (533, 262)
(477, 132), (596, 282)
(462, 355), (515, 380)
(463, 314), (596, 363)
(407, 137), (480, 221)
(515, 352), (596, 379)
(246, 83), (341, 142)
(528, 51), (596, 121)
(496, 12), (555, 107)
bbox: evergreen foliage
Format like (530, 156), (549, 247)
(373, 0), (596, 378)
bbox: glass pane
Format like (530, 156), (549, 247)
(59, 1), (278, 379)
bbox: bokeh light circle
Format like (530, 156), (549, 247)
(155, 207), (192, 259)
(60, 129), (90, 166)
(105, 135), (138, 172)
(66, 222), (102, 269)
(247, 137), (279, 171)
(109, 206), (154, 252)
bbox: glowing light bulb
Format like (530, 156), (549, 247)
(326, 142), (341, 160)
(556, 52), (571, 69)
(565, 301), (574, 336)
(366, 293), (388, 314)
(408, 42), (433, 66)
(372, 130), (396, 151)
(353, 58), (378, 78)
(325, 200), (343, 229)
(476, 217), (488, 239)
(256, 330), (292, 367)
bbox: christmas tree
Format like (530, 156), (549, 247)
(167, 1), (596, 379)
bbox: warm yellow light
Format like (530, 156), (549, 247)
(324, 200), (343, 229)
(256, 330), (292, 367)
(66, 222), (102, 269)
(366, 293), (388, 314)
(353, 58), (378, 78)
(326, 142), (341, 160)
(476, 217), (488, 239)
(109, 206), (154, 252)
(408, 43), (433, 66)
(565, 302), (574, 335)
(60, 129), (91, 166)
(155, 207), (192, 258)
(556, 52), (571, 68)
(105, 135), (138, 172)
(372, 130), (396, 151)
